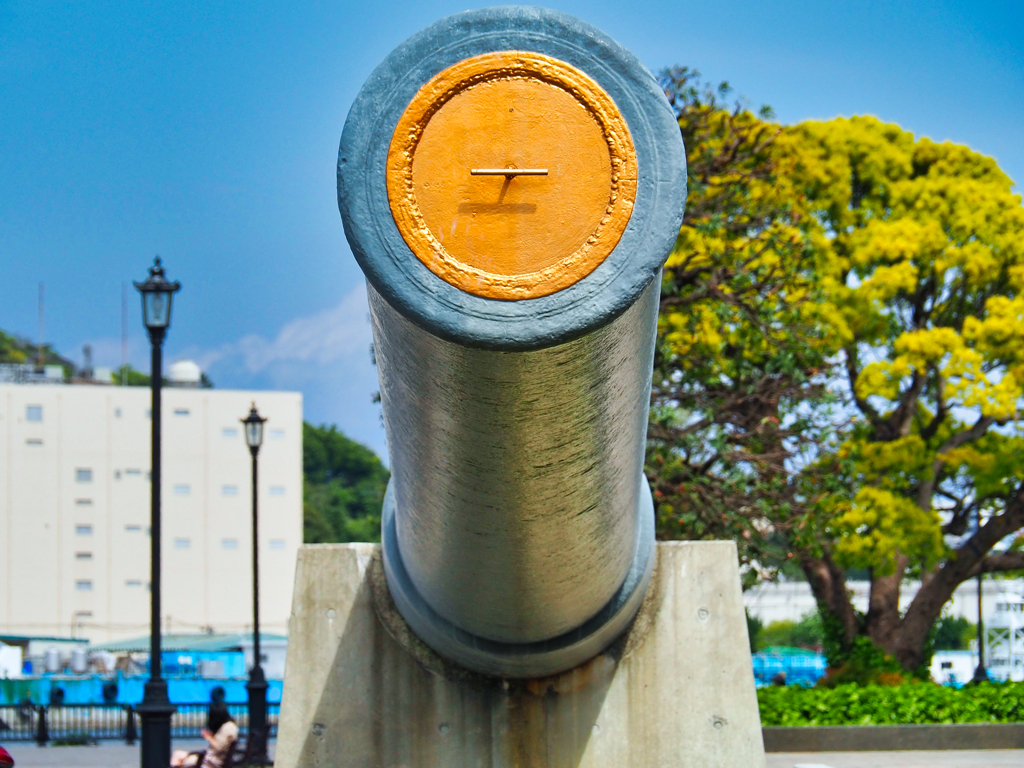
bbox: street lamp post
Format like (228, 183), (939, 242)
(134, 257), (180, 768)
(973, 508), (989, 684)
(241, 404), (269, 764)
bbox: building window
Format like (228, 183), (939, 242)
(75, 499), (93, 507)
(270, 429), (285, 440)
(75, 552), (93, 560)
(75, 580), (93, 591)
(269, 539), (286, 550)
(222, 485), (238, 496)
(125, 524), (142, 532)
(114, 407), (122, 418)
(174, 538), (191, 549)
(174, 408), (190, 416)
(269, 486), (285, 496)
(125, 468), (141, 476)
(222, 428), (238, 438)
(221, 538), (239, 550)
(25, 438), (43, 446)
(26, 405), (42, 422)
(173, 484), (190, 495)
(145, 409), (151, 419)
(114, 470), (121, 480)
(126, 580), (142, 587)
(76, 468), (93, 483)
(76, 525), (93, 536)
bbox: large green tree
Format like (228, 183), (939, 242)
(793, 116), (1024, 671)
(650, 69), (1024, 673)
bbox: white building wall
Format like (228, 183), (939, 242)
(744, 577), (1023, 626)
(0, 383), (302, 644)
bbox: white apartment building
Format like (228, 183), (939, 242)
(0, 379), (302, 644)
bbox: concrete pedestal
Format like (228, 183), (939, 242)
(275, 542), (765, 768)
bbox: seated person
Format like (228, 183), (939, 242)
(170, 704), (238, 768)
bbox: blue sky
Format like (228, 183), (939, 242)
(1, 1), (1021, 459)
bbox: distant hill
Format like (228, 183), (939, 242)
(303, 422), (388, 544)
(0, 328), (75, 376)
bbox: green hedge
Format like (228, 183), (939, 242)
(758, 683), (1024, 726)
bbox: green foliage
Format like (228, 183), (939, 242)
(758, 682), (1024, 726)
(933, 616), (975, 651)
(0, 329), (29, 364)
(796, 115), (1024, 575)
(302, 423), (389, 543)
(52, 732), (95, 746)
(818, 636), (910, 686)
(760, 612), (823, 650)
(746, 610), (763, 653)
(0, 328), (74, 377)
(648, 67), (839, 586)
(650, 67), (1024, 673)
(113, 364), (152, 386)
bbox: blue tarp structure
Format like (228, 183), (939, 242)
(752, 646), (826, 687)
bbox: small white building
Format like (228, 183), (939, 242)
(931, 650), (976, 686)
(0, 378), (302, 644)
(983, 594), (1024, 682)
(0, 640), (22, 678)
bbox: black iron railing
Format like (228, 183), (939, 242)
(0, 702), (279, 745)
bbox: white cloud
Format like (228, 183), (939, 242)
(196, 283), (371, 373)
(70, 283), (387, 457)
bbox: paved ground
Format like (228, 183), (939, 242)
(4, 745), (1021, 767)
(767, 751), (1024, 767)
(2, 739), (276, 767)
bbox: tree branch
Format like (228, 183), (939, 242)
(972, 551), (1024, 576)
(917, 415), (996, 509)
(844, 347), (881, 424)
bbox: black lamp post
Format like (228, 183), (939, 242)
(241, 403), (269, 764)
(134, 256), (180, 768)
(973, 509), (989, 684)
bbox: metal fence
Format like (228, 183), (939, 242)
(0, 702), (279, 745)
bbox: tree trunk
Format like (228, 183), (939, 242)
(801, 551), (859, 650)
(865, 555), (908, 652)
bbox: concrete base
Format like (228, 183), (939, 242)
(275, 542), (765, 768)
(764, 724), (1024, 752)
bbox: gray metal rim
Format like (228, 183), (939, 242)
(338, 5), (686, 351)
(380, 476), (656, 678)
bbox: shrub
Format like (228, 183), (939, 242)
(52, 732), (95, 746)
(933, 616), (975, 651)
(758, 681), (1024, 726)
(760, 612), (823, 650)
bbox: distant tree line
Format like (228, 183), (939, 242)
(0, 328), (74, 376)
(302, 422), (388, 543)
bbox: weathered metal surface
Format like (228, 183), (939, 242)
(380, 459), (655, 678)
(371, 280), (657, 644)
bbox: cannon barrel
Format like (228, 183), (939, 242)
(338, 7), (686, 677)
